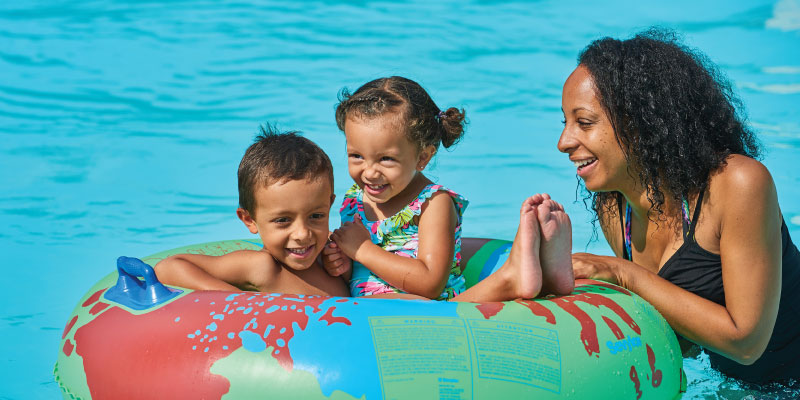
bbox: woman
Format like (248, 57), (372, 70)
(558, 28), (800, 383)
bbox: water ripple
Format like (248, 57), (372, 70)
(2, 2), (799, 398)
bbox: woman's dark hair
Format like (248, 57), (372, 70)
(335, 76), (466, 151)
(578, 28), (761, 224)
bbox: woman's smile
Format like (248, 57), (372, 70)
(573, 157), (598, 177)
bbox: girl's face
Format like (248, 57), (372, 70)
(344, 115), (434, 206)
(557, 65), (629, 193)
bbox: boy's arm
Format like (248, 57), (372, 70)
(154, 250), (275, 291)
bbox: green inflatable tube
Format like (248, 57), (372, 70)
(55, 239), (686, 399)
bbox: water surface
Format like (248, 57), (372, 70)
(1, 1), (799, 398)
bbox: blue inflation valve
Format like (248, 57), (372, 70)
(104, 256), (182, 310)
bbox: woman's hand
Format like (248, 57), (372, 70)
(330, 214), (374, 260)
(571, 252), (625, 285)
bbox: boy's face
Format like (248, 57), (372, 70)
(237, 176), (334, 271)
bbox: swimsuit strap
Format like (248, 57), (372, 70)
(686, 189), (705, 240)
(618, 193), (630, 261)
(623, 200), (632, 262)
(621, 190), (704, 262)
(681, 198), (691, 237)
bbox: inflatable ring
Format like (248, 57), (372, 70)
(55, 239), (686, 399)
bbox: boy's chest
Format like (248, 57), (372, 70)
(294, 263), (350, 297)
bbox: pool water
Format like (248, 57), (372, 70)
(1, 1), (798, 398)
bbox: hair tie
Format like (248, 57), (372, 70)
(437, 110), (446, 120)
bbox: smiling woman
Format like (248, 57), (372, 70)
(560, 28), (800, 384)
(557, 66), (629, 194)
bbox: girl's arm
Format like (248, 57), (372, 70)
(575, 157), (782, 365)
(331, 191), (457, 299)
(322, 241), (353, 281)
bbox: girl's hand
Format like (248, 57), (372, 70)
(322, 241), (351, 277)
(331, 214), (374, 260)
(571, 252), (624, 285)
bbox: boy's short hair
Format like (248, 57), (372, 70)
(238, 125), (334, 216)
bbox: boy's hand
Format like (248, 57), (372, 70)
(322, 241), (351, 277)
(331, 214), (373, 260)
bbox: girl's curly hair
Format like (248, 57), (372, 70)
(335, 76), (466, 152)
(578, 28), (761, 225)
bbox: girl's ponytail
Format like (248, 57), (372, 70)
(438, 107), (466, 149)
(336, 76), (467, 152)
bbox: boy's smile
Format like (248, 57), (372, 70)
(237, 177), (334, 271)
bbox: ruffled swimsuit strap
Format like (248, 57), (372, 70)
(408, 184), (468, 218)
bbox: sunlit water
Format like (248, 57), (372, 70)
(1, 1), (799, 398)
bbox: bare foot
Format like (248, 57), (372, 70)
(500, 197), (543, 299)
(535, 195), (575, 295)
(447, 198), (543, 303)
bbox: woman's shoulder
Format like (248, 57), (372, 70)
(704, 154), (779, 223)
(708, 155), (775, 200)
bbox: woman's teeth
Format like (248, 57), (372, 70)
(573, 158), (596, 169)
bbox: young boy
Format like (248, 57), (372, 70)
(154, 127), (350, 297)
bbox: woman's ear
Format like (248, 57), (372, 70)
(237, 208), (259, 234)
(417, 145), (437, 171)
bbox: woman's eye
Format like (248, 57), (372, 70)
(560, 119), (566, 125)
(577, 119), (594, 127)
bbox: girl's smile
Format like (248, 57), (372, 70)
(363, 183), (388, 195)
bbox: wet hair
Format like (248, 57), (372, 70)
(335, 76), (466, 151)
(577, 28), (761, 224)
(238, 125), (334, 216)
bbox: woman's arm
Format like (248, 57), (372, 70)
(331, 191), (457, 299)
(576, 157), (783, 365)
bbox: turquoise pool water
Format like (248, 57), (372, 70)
(2, 1), (798, 398)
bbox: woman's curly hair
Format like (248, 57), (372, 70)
(578, 27), (761, 225)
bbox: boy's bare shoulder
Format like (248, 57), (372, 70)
(223, 249), (282, 290)
(225, 248), (275, 261)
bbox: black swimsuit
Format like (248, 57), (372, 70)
(620, 192), (800, 383)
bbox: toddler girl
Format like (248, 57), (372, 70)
(324, 76), (574, 300)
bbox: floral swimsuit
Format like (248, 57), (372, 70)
(339, 183), (468, 300)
